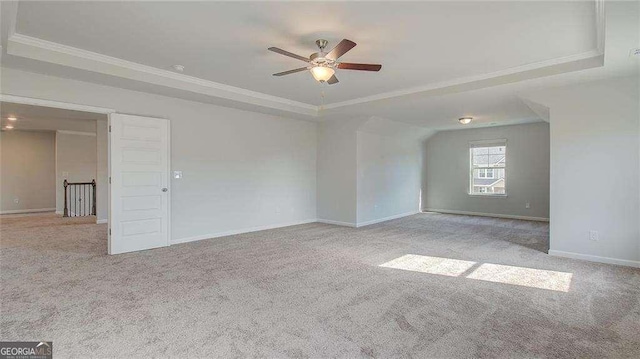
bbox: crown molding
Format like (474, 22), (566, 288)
(5, 0), (606, 116)
(7, 33), (318, 117)
(322, 49), (603, 111)
(321, 1), (604, 110)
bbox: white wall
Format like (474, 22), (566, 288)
(316, 119), (359, 225)
(55, 131), (97, 214)
(317, 116), (428, 227)
(0, 130), (56, 213)
(170, 109), (317, 241)
(1, 68), (317, 242)
(423, 122), (550, 220)
(357, 131), (422, 225)
(523, 76), (640, 267)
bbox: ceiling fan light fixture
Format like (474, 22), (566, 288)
(310, 66), (335, 82)
(269, 39), (380, 85)
(459, 117), (473, 125)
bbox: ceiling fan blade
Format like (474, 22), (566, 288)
(327, 75), (339, 84)
(326, 39), (356, 60)
(273, 67), (308, 76)
(337, 63), (382, 71)
(268, 47), (309, 62)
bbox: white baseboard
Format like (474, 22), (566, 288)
(317, 219), (357, 227)
(356, 211), (419, 227)
(170, 219), (317, 245)
(0, 208), (56, 215)
(55, 210), (63, 215)
(96, 219), (108, 224)
(424, 208), (549, 222)
(549, 249), (640, 268)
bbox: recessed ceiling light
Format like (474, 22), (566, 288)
(7, 116), (17, 121)
(459, 117), (473, 124)
(172, 64), (185, 72)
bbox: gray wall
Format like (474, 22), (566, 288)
(0, 130), (56, 213)
(423, 122), (550, 220)
(55, 132), (97, 214)
(524, 76), (639, 266)
(1, 68), (317, 242)
(316, 119), (358, 225)
(357, 131), (422, 224)
(317, 117), (426, 227)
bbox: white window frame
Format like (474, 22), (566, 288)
(469, 139), (507, 197)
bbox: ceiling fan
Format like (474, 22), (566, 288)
(268, 39), (382, 84)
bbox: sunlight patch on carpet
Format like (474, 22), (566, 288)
(379, 254), (572, 292)
(379, 254), (476, 277)
(467, 263), (573, 292)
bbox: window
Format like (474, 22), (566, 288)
(469, 140), (506, 196)
(478, 169), (495, 179)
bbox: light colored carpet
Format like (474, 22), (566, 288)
(1, 212), (639, 358)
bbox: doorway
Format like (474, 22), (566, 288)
(1, 101), (108, 220)
(1, 96), (171, 254)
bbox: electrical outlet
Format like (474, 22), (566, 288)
(589, 230), (599, 241)
(525, 202), (530, 209)
(173, 171), (183, 179)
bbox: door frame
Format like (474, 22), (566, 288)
(0, 94), (172, 253)
(0, 94), (116, 115)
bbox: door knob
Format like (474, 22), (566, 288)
(162, 188), (168, 192)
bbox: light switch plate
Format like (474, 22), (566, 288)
(173, 171), (183, 179)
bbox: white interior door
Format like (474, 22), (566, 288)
(109, 114), (169, 254)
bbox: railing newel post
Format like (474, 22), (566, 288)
(63, 179), (69, 217)
(92, 179), (97, 216)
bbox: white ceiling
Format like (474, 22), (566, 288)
(1, 102), (104, 132)
(12, 1), (597, 106)
(0, 1), (637, 131)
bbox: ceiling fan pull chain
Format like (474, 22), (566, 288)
(320, 89), (326, 110)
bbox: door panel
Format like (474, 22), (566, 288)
(109, 114), (169, 254)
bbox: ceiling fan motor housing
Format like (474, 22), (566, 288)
(310, 40), (336, 68)
(310, 52), (336, 68)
